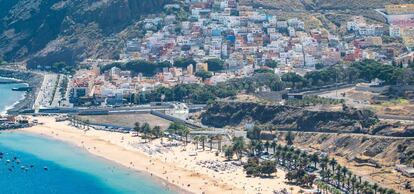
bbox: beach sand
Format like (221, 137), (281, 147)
(20, 117), (306, 194)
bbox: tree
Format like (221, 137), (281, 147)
(254, 69), (274, 74)
(151, 126), (162, 138)
(209, 136), (214, 151)
(260, 160), (277, 177)
(315, 63), (324, 70)
(195, 70), (213, 81)
(285, 131), (295, 145)
(141, 123), (151, 142)
(341, 167), (349, 183)
(232, 137), (246, 160)
(205, 58), (225, 72)
(282, 72), (306, 89)
(255, 141), (264, 155)
(310, 153), (319, 169)
(264, 141), (270, 153)
(216, 135), (223, 152)
(224, 145), (234, 161)
(265, 60), (278, 68)
(181, 126), (190, 145)
(174, 57), (196, 68)
(351, 175), (358, 193)
(372, 183), (379, 194)
(270, 140), (277, 154)
(200, 136), (207, 151)
(244, 157), (260, 177)
(247, 125), (262, 140)
(193, 136), (200, 149)
(134, 122), (141, 134)
(329, 158), (337, 173)
(168, 122), (187, 141)
(245, 165), (260, 177)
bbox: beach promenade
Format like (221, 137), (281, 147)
(20, 117), (305, 194)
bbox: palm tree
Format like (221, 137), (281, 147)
(249, 140), (257, 155)
(285, 131), (295, 145)
(341, 166), (349, 188)
(216, 135), (223, 152)
(372, 183), (379, 194)
(310, 153), (319, 169)
(300, 157), (310, 170)
(351, 175), (358, 194)
(286, 151), (293, 169)
(335, 166), (342, 188)
(274, 151), (281, 165)
(181, 126), (190, 145)
(292, 154), (300, 169)
(209, 136), (214, 151)
(200, 136), (207, 151)
(134, 122), (141, 135)
(255, 141), (264, 154)
(193, 136), (199, 149)
(270, 140), (277, 154)
(329, 158), (337, 173)
(362, 181), (370, 193)
(346, 171), (353, 190)
(152, 126), (162, 139)
(264, 141), (270, 153)
(232, 137), (246, 160)
(141, 122), (151, 142)
(224, 145), (234, 161)
(320, 162), (328, 181)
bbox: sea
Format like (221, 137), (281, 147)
(0, 83), (27, 114)
(0, 132), (176, 194)
(0, 83), (176, 194)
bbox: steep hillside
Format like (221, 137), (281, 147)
(254, 0), (414, 10)
(201, 102), (414, 136)
(0, 0), (171, 68)
(283, 132), (414, 193)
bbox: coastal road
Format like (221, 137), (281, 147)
(35, 104), (207, 115)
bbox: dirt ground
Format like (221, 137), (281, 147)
(78, 113), (172, 130)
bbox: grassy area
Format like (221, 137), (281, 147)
(380, 98), (410, 107)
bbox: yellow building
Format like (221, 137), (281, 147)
(196, 63), (208, 72)
(403, 36), (414, 50)
(385, 4), (414, 15)
(368, 37), (383, 46)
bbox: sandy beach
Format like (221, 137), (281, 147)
(19, 117), (306, 194)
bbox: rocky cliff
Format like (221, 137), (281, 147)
(201, 102), (414, 136)
(0, 0), (171, 67)
(285, 132), (414, 167)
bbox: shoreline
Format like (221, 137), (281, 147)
(1, 91), (27, 115)
(0, 76), (24, 83)
(2, 130), (190, 194)
(0, 82), (27, 115)
(0, 68), (44, 115)
(18, 117), (305, 194)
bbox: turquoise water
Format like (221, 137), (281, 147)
(0, 132), (176, 194)
(0, 83), (26, 113)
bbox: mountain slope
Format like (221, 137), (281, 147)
(254, 0), (414, 10)
(0, 0), (171, 68)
